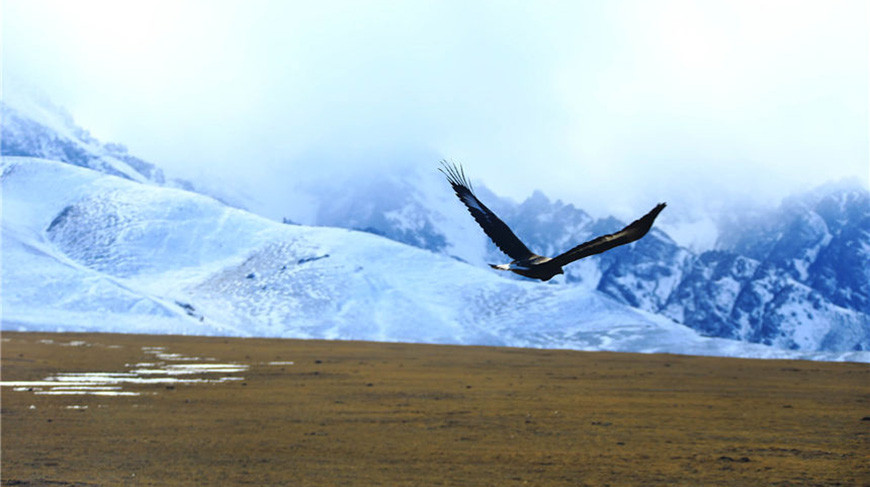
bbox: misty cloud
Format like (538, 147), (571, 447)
(3, 0), (867, 220)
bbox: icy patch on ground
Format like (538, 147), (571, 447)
(0, 345), (249, 397)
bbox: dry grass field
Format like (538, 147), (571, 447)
(1, 331), (868, 486)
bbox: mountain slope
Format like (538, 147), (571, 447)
(304, 167), (870, 352)
(4, 157), (864, 361)
(1, 88), (166, 185)
(2, 90), (866, 354)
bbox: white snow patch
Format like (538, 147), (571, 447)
(0, 342), (248, 397)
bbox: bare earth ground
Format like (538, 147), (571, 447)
(1, 331), (868, 486)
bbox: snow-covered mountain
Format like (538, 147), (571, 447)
(624, 182), (869, 351)
(2, 89), (867, 355)
(0, 87), (167, 186)
(303, 168), (870, 352)
(5, 157), (866, 361)
(0, 82), (251, 215)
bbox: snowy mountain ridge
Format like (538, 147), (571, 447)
(2, 88), (867, 355)
(306, 167), (870, 352)
(4, 157), (866, 362)
(1, 91), (165, 185)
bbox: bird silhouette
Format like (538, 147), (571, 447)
(440, 161), (666, 282)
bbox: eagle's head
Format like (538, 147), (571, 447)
(540, 268), (564, 282)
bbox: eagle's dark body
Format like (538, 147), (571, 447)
(440, 162), (666, 282)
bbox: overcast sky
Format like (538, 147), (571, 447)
(3, 0), (868, 220)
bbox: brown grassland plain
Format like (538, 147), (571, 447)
(1, 331), (868, 486)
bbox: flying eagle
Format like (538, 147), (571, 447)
(440, 161), (666, 282)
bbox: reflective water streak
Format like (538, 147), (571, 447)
(0, 343), (250, 397)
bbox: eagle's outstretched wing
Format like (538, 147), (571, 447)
(550, 203), (666, 267)
(439, 161), (534, 261)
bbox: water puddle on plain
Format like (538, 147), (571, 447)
(1, 345), (251, 397)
